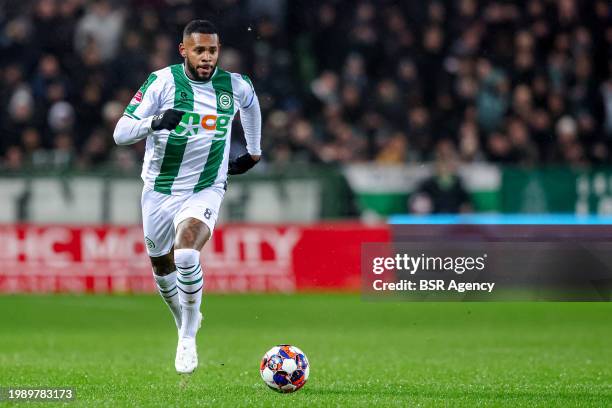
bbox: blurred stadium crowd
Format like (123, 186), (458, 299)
(0, 0), (611, 171)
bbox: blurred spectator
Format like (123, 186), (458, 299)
(2, 146), (24, 171)
(0, 0), (609, 171)
(476, 59), (510, 132)
(79, 127), (110, 168)
(507, 117), (539, 165)
(74, 0), (126, 62)
(376, 132), (408, 164)
(50, 132), (75, 168)
(48, 101), (75, 134)
(410, 140), (472, 214)
(457, 119), (482, 162)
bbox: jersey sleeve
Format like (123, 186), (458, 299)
(234, 74), (256, 110)
(123, 72), (164, 120)
(232, 73), (261, 155)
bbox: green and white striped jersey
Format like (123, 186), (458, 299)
(123, 64), (256, 195)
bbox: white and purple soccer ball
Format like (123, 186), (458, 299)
(260, 345), (309, 393)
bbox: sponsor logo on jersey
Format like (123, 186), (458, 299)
(173, 112), (231, 139)
(175, 113), (200, 137)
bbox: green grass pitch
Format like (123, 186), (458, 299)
(0, 294), (610, 407)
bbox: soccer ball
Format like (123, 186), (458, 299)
(260, 345), (309, 393)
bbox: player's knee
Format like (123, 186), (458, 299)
(174, 248), (200, 269)
(175, 218), (211, 250)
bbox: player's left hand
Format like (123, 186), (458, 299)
(228, 154), (260, 175)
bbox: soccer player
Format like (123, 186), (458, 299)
(113, 19), (261, 374)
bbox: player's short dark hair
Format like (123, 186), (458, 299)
(183, 20), (218, 37)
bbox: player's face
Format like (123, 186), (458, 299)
(180, 33), (220, 81)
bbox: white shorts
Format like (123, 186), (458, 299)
(141, 184), (225, 257)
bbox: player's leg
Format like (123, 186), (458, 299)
(149, 251), (182, 330)
(142, 187), (183, 330)
(172, 219), (209, 374)
(174, 218), (209, 340)
(172, 186), (224, 374)
(174, 218), (210, 338)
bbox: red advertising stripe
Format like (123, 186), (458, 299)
(293, 223), (392, 291)
(0, 223), (390, 293)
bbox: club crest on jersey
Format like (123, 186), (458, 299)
(145, 236), (155, 249)
(217, 92), (233, 110)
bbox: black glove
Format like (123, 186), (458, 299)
(228, 153), (259, 175)
(151, 109), (185, 131)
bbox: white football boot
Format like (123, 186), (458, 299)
(175, 312), (203, 374)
